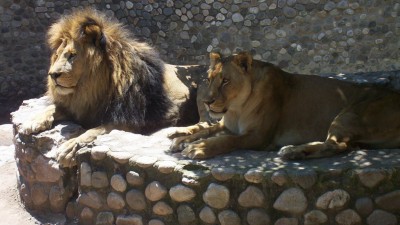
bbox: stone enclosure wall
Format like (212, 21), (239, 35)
(12, 98), (400, 225)
(0, 0), (399, 117)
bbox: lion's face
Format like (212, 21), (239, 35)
(205, 52), (253, 119)
(47, 14), (107, 97)
(48, 38), (84, 95)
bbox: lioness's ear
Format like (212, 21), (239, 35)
(209, 52), (222, 69)
(81, 17), (106, 50)
(233, 52), (252, 73)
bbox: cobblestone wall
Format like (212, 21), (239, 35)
(12, 98), (400, 225)
(1, 0), (399, 116)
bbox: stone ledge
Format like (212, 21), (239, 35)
(12, 98), (400, 225)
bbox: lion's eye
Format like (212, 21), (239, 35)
(68, 53), (77, 60)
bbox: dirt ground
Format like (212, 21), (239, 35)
(0, 124), (68, 225)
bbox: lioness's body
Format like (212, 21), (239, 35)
(171, 52), (400, 159)
(21, 9), (208, 167)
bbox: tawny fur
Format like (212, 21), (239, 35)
(170, 52), (400, 160)
(20, 8), (208, 167)
(47, 8), (171, 132)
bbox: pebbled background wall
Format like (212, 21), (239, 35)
(0, 0), (399, 119)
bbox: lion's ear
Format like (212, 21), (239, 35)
(209, 52), (222, 69)
(233, 52), (252, 73)
(81, 18), (106, 50)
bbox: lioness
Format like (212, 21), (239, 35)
(20, 9), (208, 167)
(170, 52), (400, 159)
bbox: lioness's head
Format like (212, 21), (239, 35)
(205, 52), (253, 119)
(47, 9), (108, 96)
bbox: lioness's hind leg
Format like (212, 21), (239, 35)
(278, 140), (349, 160)
(279, 111), (361, 160)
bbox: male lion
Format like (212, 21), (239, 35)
(21, 8), (208, 167)
(170, 52), (400, 160)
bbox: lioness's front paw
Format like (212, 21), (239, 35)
(169, 136), (189, 152)
(167, 128), (192, 139)
(56, 138), (81, 167)
(182, 141), (211, 159)
(278, 145), (306, 160)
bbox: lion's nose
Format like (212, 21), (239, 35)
(49, 72), (62, 79)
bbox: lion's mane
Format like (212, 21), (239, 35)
(46, 8), (171, 132)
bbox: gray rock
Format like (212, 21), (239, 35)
(356, 168), (386, 188)
(238, 185), (265, 207)
(155, 160), (177, 174)
(91, 145), (109, 160)
(169, 184), (196, 202)
(324, 1), (336, 11)
(78, 191), (103, 209)
(125, 1), (133, 9)
(31, 155), (63, 182)
(203, 183), (230, 209)
(177, 205), (196, 224)
(126, 189), (146, 211)
(92, 171), (109, 188)
(80, 162), (92, 187)
(126, 171), (144, 186)
(271, 170), (288, 186)
(273, 188), (307, 214)
(49, 186), (66, 212)
(304, 210), (327, 225)
(148, 219), (165, 225)
(335, 209), (361, 225)
(116, 215), (143, 225)
(107, 192), (125, 210)
(218, 210), (241, 225)
(232, 13), (244, 22)
(211, 167), (236, 181)
(355, 197), (374, 216)
(316, 189), (350, 210)
(375, 190), (400, 212)
(244, 168), (264, 183)
(288, 169), (317, 189)
(96, 211), (114, 225)
(152, 201), (173, 216)
(283, 7), (297, 18)
(80, 207), (94, 223)
(247, 208), (270, 225)
(274, 218), (298, 225)
(145, 181), (167, 201)
(367, 210), (397, 225)
(199, 206), (216, 224)
(111, 174), (127, 192)
(31, 184), (48, 206)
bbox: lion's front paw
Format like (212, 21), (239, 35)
(278, 145), (306, 160)
(20, 114), (54, 135)
(56, 138), (81, 167)
(182, 141), (212, 159)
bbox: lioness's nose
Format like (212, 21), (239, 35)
(49, 72), (61, 79)
(203, 99), (215, 106)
